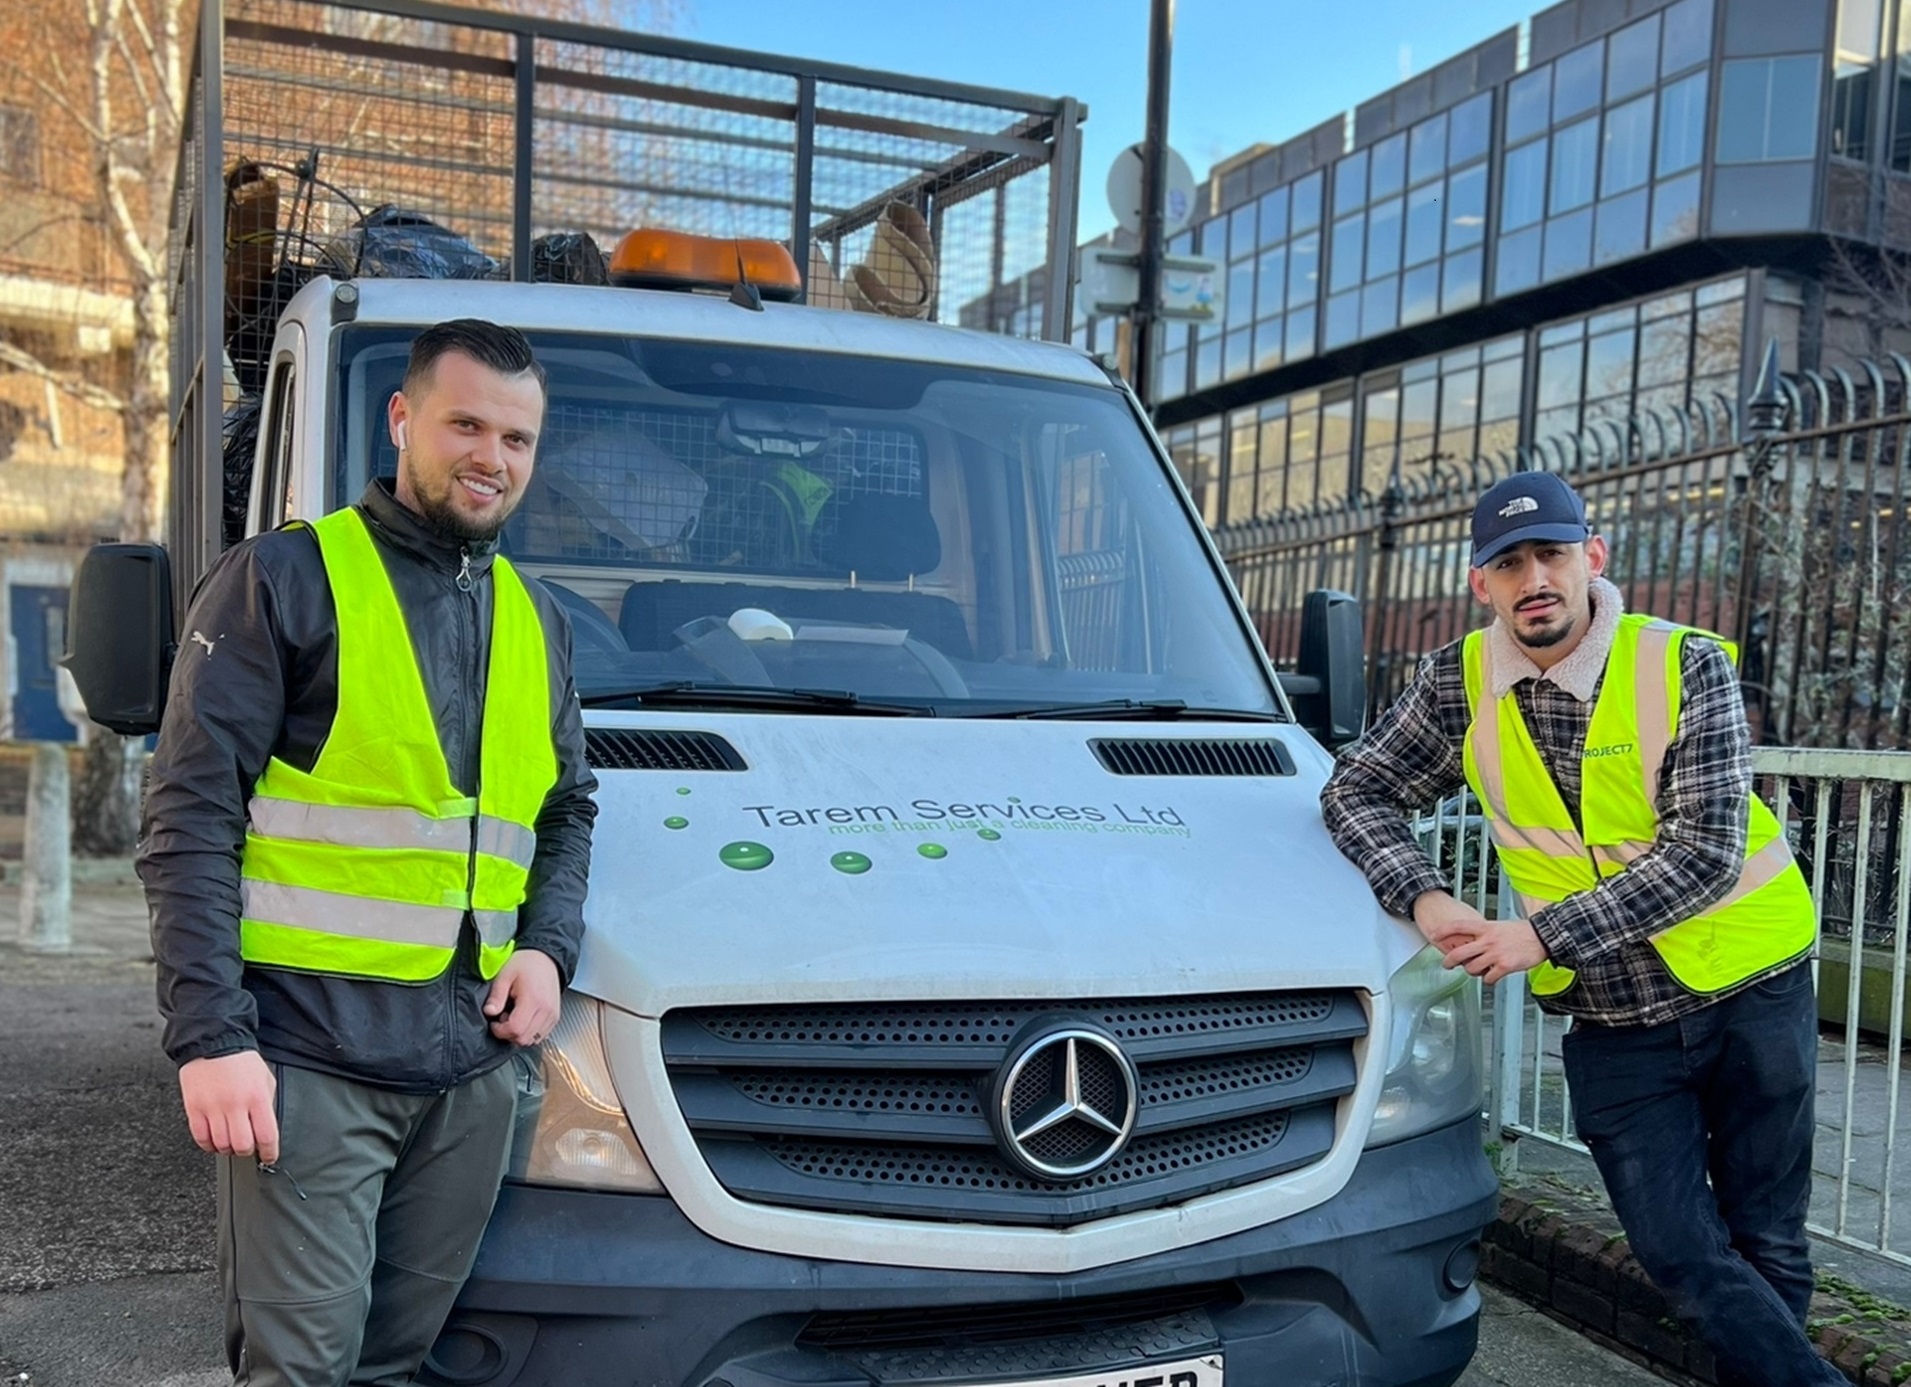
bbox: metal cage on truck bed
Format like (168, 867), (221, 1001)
(169, 0), (1085, 588)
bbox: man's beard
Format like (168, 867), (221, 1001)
(408, 469), (516, 543)
(1514, 612), (1576, 650)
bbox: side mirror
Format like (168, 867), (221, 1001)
(63, 543), (175, 736)
(1281, 588), (1366, 749)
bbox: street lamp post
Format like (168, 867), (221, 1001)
(1131, 0), (1175, 411)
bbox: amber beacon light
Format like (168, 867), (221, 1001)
(609, 229), (803, 301)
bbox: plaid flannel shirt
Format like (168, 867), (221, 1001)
(1319, 590), (1782, 1026)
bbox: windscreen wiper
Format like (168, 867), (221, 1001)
(961, 699), (1284, 722)
(579, 681), (934, 716)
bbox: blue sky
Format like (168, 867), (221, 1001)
(685, 1), (1540, 237)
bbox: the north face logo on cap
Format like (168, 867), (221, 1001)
(1498, 496), (1540, 517)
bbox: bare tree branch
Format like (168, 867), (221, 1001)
(0, 342), (126, 414)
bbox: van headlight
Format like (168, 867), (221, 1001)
(1365, 945), (1483, 1147)
(507, 993), (664, 1193)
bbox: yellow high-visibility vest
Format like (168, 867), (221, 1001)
(238, 508), (558, 983)
(1461, 614), (1814, 998)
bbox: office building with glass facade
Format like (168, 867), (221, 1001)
(1027, 0), (1909, 529)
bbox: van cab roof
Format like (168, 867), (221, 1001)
(294, 277), (1114, 390)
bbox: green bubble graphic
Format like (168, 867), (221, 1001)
(676, 786), (692, 796)
(977, 828), (1002, 841)
(918, 843), (949, 859)
(664, 816), (689, 830)
(719, 841), (774, 871)
(830, 851), (873, 875)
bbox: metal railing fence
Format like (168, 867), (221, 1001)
(1444, 746), (1911, 1268)
(1222, 355), (1911, 754)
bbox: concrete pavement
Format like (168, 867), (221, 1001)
(0, 884), (1677, 1387)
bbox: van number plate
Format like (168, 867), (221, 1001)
(989, 1354), (1223, 1387)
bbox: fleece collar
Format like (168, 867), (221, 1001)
(1486, 576), (1624, 702)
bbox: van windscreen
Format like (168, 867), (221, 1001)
(336, 327), (1281, 719)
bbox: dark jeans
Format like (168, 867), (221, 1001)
(1560, 962), (1839, 1387)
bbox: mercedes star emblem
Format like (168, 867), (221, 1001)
(991, 1023), (1140, 1179)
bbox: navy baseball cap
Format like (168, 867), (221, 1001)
(1471, 472), (1592, 567)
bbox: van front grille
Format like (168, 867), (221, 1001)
(661, 990), (1365, 1227)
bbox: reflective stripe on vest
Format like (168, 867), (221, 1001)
(238, 508), (558, 983)
(1461, 613), (1816, 997)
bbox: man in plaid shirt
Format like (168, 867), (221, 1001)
(1321, 471), (1832, 1387)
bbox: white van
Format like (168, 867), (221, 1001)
(71, 270), (1493, 1387)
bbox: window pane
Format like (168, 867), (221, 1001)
(1451, 92), (1493, 165)
(1718, 56), (1825, 163)
(1320, 399), (1354, 503)
(1258, 187), (1290, 246)
(1195, 337), (1222, 390)
(1659, 71), (1708, 174)
(1539, 340), (1585, 410)
(1367, 196), (1404, 278)
(1254, 318), (1285, 372)
(1286, 306), (1317, 361)
(1402, 262), (1442, 324)
(1609, 16), (1661, 101)
(1363, 277), (1399, 336)
(1257, 412), (1288, 514)
(1225, 327), (1254, 380)
(1158, 351), (1188, 401)
(1639, 312), (1691, 387)
(1603, 95), (1655, 195)
(1227, 418), (1258, 523)
(1769, 58), (1825, 159)
(1509, 67), (1553, 145)
(1437, 368), (1482, 435)
(1256, 247), (1287, 319)
(1555, 42), (1604, 122)
(1407, 182), (1445, 263)
(1695, 300), (1743, 376)
(1411, 113), (1449, 185)
(1400, 377), (1438, 465)
(1443, 248), (1484, 312)
(1595, 188), (1650, 264)
(1587, 326), (1637, 402)
(1289, 232), (1320, 303)
(1335, 149), (1369, 216)
(1497, 227), (1543, 295)
(1504, 138), (1549, 229)
(1662, 0), (1714, 75)
(1833, 0), (1882, 160)
(1894, 5), (1911, 171)
(1330, 214), (1365, 292)
(1371, 133), (1407, 198)
(1199, 217), (1227, 262)
(1364, 387), (1399, 480)
(1448, 164), (1487, 249)
(1325, 290), (1362, 347)
(1543, 208), (1594, 280)
(1482, 357), (1523, 421)
(1230, 203), (1259, 259)
(1551, 118), (1599, 212)
(1227, 260), (1256, 327)
(1651, 171), (1703, 244)
(1292, 171), (1324, 231)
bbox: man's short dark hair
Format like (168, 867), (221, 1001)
(404, 319), (547, 398)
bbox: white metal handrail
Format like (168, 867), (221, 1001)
(1429, 747), (1911, 1268)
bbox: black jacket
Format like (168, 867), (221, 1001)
(139, 480), (599, 1092)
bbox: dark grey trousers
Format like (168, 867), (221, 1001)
(216, 1060), (519, 1387)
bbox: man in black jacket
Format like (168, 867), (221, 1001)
(140, 319), (597, 1387)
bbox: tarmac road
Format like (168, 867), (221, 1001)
(0, 886), (1673, 1387)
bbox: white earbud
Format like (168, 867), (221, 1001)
(396, 421), (409, 451)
